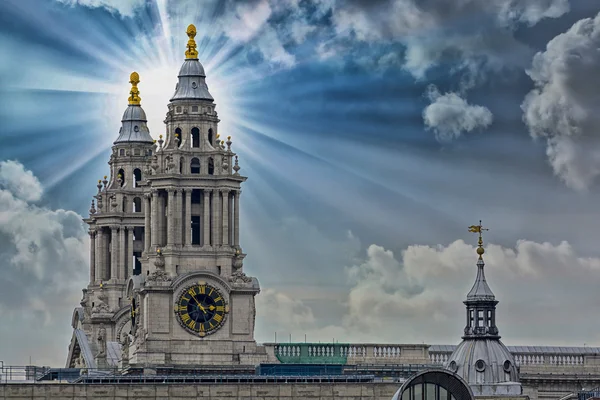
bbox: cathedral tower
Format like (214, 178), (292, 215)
(66, 25), (267, 369)
(444, 222), (521, 396)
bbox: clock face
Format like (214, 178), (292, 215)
(175, 282), (228, 336)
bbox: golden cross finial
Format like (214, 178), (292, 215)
(185, 24), (198, 59)
(128, 72), (141, 105)
(468, 220), (489, 258)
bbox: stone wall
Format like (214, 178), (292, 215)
(0, 382), (400, 400)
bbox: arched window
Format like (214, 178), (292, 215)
(175, 127), (182, 147)
(117, 169), (125, 187)
(208, 157), (214, 175)
(190, 158), (200, 174)
(122, 196), (128, 212)
(119, 149), (125, 156)
(133, 169), (142, 188)
(192, 127), (200, 148)
(208, 128), (214, 146)
(179, 157), (184, 174)
(133, 197), (142, 213)
(392, 369), (474, 400)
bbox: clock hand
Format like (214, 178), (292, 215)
(188, 293), (206, 314)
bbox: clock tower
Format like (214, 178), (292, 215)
(66, 24), (269, 369)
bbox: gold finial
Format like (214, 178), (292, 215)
(216, 134), (220, 139)
(185, 24), (198, 59)
(128, 72), (141, 105)
(103, 175), (107, 179)
(468, 220), (489, 259)
(98, 179), (102, 183)
(227, 136), (231, 140)
(159, 134), (163, 139)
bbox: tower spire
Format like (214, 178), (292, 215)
(128, 72), (141, 105)
(468, 220), (488, 260)
(185, 24), (198, 59)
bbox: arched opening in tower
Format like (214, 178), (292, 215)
(175, 127), (182, 147)
(118, 168), (125, 187)
(190, 158), (200, 174)
(122, 196), (128, 212)
(133, 197), (142, 212)
(208, 128), (214, 146)
(133, 168), (142, 188)
(192, 127), (200, 148)
(208, 157), (214, 175)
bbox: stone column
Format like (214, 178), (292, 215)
(110, 226), (118, 281)
(222, 189), (230, 245)
(144, 193), (151, 252)
(211, 189), (221, 246)
(158, 191), (165, 245)
(234, 190), (241, 246)
(127, 226), (134, 279)
(167, 189), (175, 246)
(96, 229), (105, 281)
(177, 189), (183, 245)
(203, 190), (210, 246)
(185, 189), (192, 246)
(151, 190), (158, 247)
(89, 229), (96, 284)
(119, 227), (126, 280)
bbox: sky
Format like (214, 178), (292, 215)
(1, 0), (600, 367)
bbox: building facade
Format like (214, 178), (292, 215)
(66, 24), (267, 370)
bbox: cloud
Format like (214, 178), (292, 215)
(423, 86), (493, 141)
(0, 160), (43, 202)
(257, 233), (600, 346)
(332, 0), (568, 80)
(522, 12), (600, 191)
(0, 160), (88, 365)
(56, 0), (145, 17)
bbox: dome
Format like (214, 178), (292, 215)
(170, 59), (214, 102)
(445, 339), (519, 385)
(114, 104), (153, 144)
(121, 104), (147, 121)
(178, 59), (206, 77)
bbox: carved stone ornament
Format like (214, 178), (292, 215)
(95, 325), (107, 359)
(232, 252), (246, 269)
(146, 269), (171, 284)
(92, 286), (111, 314)
(228, 269), (252, 286)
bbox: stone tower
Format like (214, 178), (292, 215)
(66, 24), (267, 369)
(444, 222), (521, 396)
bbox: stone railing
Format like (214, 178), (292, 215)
(265, 343), (429, 365)
(428, 345), (600, 367)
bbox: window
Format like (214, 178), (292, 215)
(208, 157), (214, 175)
(469, 310), (474, 327)
(477, 310), (484, 327)
(134, 148), (140, 155)
(122, 196), (128, 212)
(133, 169), (142, 188)
(175, 127), (182, 147)
(190, 158), (200, 174)
(192, 127), (200, 148)
(208, 128), (214, 146)
(176, 106), (182, 113)
(191, 216), (201, 245)
(426, 384), (436, 400)
(133, 197), (142, 212)
(192, 106), (198, 112)
(117, 168), (125, 187)
(487, 310), (492, 327)
(119, 149), (125, 156)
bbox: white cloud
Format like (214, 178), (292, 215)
(423, 86), (493, 141)
(0, 160), (43, 202)
(56, 0), (145, 17)
(522, 12), (600, 190)
(0, 160), (88, 365)
(257, 234), (600, 346)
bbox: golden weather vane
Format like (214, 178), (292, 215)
(185, 24), (198, 59)
(128, 72), (141, 105)
(468, 220), (489, 258)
